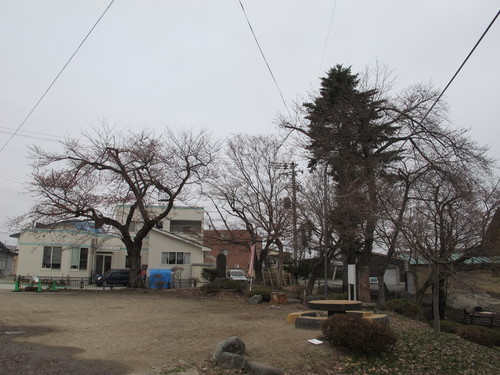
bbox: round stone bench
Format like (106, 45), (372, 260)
(285, 311), (318, 324)
(288, 309), (389, 329)
(346, 310), (374, 318)
(308, 300), (362, 315)
(364, 314), (390, 325)
(295, 316), (328, 330)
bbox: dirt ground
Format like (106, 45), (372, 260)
(0, 288), (337, 375)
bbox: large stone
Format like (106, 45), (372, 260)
(248, 294), (263, 305)
(245, 361), (284, 375)
(216, 352), (246, 370)
(211, 336), (246, 362)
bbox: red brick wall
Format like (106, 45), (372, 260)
(203, 230), (255, 271)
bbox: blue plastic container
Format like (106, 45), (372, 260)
(148, 269), (172, 289)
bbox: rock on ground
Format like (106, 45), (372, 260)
(210, 336), (246, 362)
(248, 294), (263, 305)
(216, 352), (246, 370)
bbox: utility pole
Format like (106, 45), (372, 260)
(290, 162), (298, 267)
(323, 163), (329, 298)
(274, 161), (300, 267)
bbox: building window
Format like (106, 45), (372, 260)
(161, 252), (191, 265)
(170, 220), (201, 234)
(71, 248), (88, 270)
(42, 246), (62, 269)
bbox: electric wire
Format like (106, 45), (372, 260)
(393, 8), (500, 160)
(237, 0), (291, 117)
(310, 9), (500, 199)
(0, 126), (64, 141)
(0, 0), (116, 155)
(0, 129), (60, 143)
(318, 0), (338, 78)
(420, 9), (500, 124)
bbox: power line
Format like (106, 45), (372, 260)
(237, 0), (291, 117)
(0, 126), (64, 140)
(420, 9), (500, 124)
(0, 129), (60, 143)
(303, 9), (500, 200)
(389, 8), (500, 168)
(0, 0), (116, 155)
(318, 0), (338, 78)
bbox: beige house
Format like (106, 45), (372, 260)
(12, 206), (210, 281)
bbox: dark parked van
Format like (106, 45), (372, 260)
(95, 269), (130, 287)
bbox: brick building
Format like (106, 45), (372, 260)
(203, 230), (257, 271)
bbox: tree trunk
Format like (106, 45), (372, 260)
(432, 263), (441, 333)
(307, 258), (323, 291)
(377, 270), (386, 308)
(439, 275), (447, 320)
(127, 242), (142, 288)
(253, 248), (268, 283)
(376, 181), (410, 307)
(275, 240), (284, 288)
(357, 168), (377, 302)
(416, 270), (434, 305)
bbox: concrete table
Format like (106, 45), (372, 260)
(308, 300), (362, 316)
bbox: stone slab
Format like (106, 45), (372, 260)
(364, 314), (390, 325)
(346, 310), (374, 318)
(285, 311), (317, 324)
(295, 316), (327, 330)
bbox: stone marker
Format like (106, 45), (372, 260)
(216, 253), (227, 279)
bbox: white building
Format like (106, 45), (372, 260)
(12, 206), (210, 281)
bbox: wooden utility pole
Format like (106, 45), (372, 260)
(291, 162), (298, 266)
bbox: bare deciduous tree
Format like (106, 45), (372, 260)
(205, 134), (294, 286)
(16, 125), (217, 287)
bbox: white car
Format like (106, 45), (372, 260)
(227, 269), (249, 281)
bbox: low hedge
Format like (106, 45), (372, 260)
(384, 298), (425, 321)
(321, 314), (397, 355)
(437, 320), (500, 347)
(455, 326), (495, 347)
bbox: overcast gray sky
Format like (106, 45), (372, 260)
(1, 1), (499, 244)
